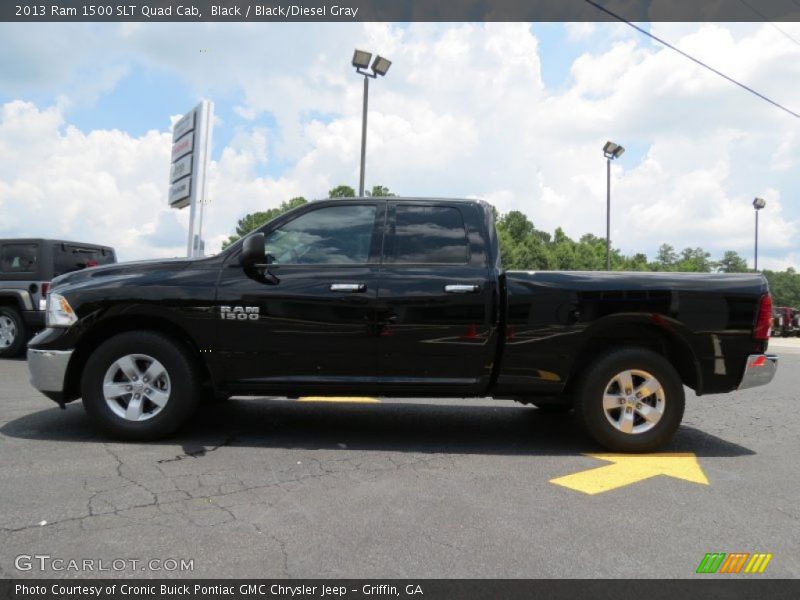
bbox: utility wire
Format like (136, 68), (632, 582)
(582, 0), (800, 120)
(737, 0), (800, 49)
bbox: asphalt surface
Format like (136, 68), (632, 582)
(0, 342), (798, 579)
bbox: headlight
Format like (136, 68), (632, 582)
(46, 293), (78, 328)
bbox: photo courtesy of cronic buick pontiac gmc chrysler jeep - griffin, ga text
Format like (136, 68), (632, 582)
(23, 198), (777, 452)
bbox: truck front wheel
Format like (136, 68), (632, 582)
(574, 348), (685, 453)
(81, 331), (200, 439)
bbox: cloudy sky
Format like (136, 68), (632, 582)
(0, 21), (798, 268)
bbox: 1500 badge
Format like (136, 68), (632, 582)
(220, 306), (260, 320)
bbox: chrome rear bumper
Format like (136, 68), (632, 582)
(28, 348), (72, 393)
(738, 354), (778, 390)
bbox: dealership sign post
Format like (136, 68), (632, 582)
(168, 100), (214, 257)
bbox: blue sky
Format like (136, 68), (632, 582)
(0, 22), (797, 267)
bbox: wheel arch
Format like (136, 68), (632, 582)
(63, 315), (212, 402)
(565, 316), (702, 395)
(0, 290), (32, 312)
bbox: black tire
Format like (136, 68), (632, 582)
(81, 331), (200, 440)
(532, 402), (573, 413)
(574, 347), (685, 453)
(0, 306), (26, 358)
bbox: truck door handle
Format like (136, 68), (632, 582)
(445, 284), (480, 294)
(330, 283), (367, 293)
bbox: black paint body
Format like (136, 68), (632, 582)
(29, 198), (769, 404)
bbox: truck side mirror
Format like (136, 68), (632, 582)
(240, 233), (279, 285)
(240, 233), (266, 269)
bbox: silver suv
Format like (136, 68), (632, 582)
(0, 239), (116, 357)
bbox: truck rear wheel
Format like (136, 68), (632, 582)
(0, 306), (26, 358)
(81, 331), (200, 440)
(574, 348), (685, 453)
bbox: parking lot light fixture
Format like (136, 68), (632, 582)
(603, 141), (625, 159)
(753, 197), (766, 271)
(352, 49), (372, 70)
(352, 49), (391, 197)
(371, 55), (392, 76)
(603, 140), (625, 270)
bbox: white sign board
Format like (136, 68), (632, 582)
(171, 131), (194, 162)
(167, 101), (214, 257)
(172, 110), (195, 141)
(170, 154), (193, 183)
(169, 178), (191, 209)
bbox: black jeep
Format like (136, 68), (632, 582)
(0, 239), (116, 357)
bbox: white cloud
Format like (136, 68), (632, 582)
(0, 22), (798, 270)
(0, 101), (178, 260)
(564, 22), (597, 41)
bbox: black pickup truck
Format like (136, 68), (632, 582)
(27, 198), (777, 451)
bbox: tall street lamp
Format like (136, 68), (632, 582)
(753, 197), (766, 271)
(602, 141), (625, 270)
(352, 49), (391, 197)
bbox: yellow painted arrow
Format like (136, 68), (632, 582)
(550, 453), (709, 495)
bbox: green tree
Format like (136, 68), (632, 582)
(366, 185), (395, 197)
(653, 244), (678, 270)
(623, 253), (650, 272)
(716, 250), (749, 273)
(221, 196), (307, 249)
(762, 268), (800, 307)
(498, 211), (536, 243)
(675, 247), (713, 272)
(578, 233), (615, 270)
(496, 211), (558, 270)
(328, 185), (356, 198)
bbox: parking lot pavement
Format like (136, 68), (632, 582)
(0, 352), (798, 579)
(769, 336), (800, 351)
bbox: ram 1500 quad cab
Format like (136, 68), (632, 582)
(27, 198), (777, 451)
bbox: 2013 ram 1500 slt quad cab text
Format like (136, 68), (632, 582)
(27, 198), (777, 452)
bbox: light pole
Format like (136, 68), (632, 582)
(352, 49), (391, 197)
(602, 141), (625, 270)
(753, 197), (766, 271)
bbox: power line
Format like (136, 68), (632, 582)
(737, 0), (800, 49)
(582, 0), (800, 120)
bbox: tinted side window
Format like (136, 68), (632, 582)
(53, 245), (115, 276)
(0, 244), (38, 273)
(388, 205), (468, 264)
(264, 204), (377, 265)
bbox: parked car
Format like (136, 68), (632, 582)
(772, 306), (796, 337)
(0, 239), (115, 357)
(26, 199), (777, 452)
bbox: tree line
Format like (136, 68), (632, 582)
(223, 187), (800, 308)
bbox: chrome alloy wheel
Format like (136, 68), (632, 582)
(0, 316), (17, 348)
(602, 369), (666, 435)
(102, 354), (171, 422)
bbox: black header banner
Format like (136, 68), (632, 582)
(3, 579), (800, 600)
(2, 0), (800, 22)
